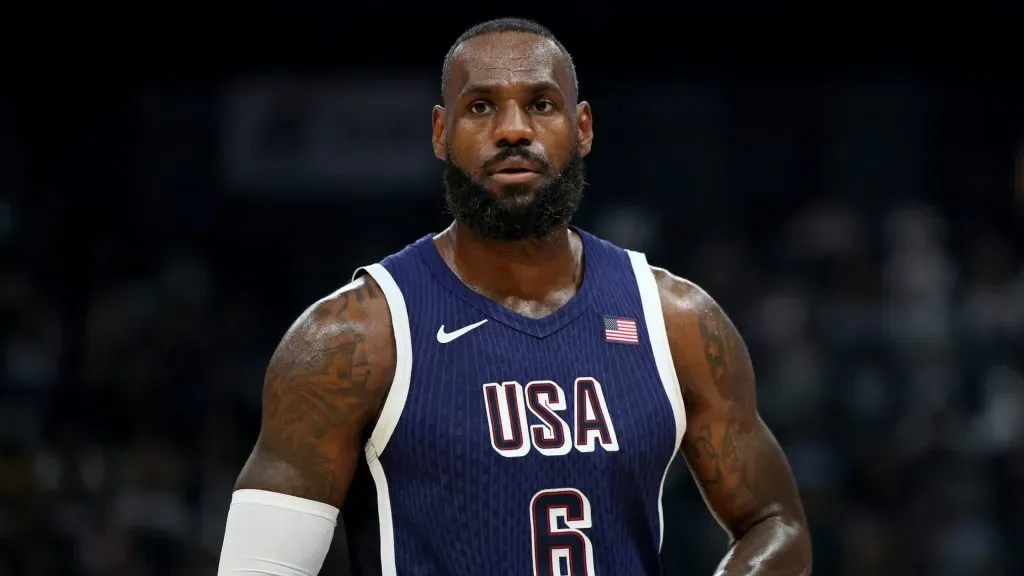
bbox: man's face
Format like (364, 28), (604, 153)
(432, 31), (594, 241)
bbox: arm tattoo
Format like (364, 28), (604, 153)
(682, 417), (760, 511)
(240, 277), (393, 505)
(695, 302), (752, 409)
(687, 302), (760, 499)
(659, 270), (810, 572)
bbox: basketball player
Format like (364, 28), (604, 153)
(218, 17), (811, 576)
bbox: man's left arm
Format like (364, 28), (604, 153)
(655, 268), (812, 575)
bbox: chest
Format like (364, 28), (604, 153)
(390, 313), (677, 476)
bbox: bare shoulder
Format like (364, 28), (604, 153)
(235, 274), (397, 507)
(262, 274), (397, 432)
(651, 266), (707, 322)
(650, 266), (719, 352)
(650, 266), (753, 407)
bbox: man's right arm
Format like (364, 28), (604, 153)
(218, 275), (396, 575)
(236, 274), (396, 506)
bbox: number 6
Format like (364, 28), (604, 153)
(530, 488), (596, 576)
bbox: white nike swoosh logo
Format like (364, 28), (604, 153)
(436, 319), (489, 343)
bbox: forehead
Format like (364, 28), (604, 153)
(449, 32), (570, 96)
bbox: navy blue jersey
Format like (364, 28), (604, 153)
(342, 229), (686, 576)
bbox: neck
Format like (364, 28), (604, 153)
(436, 221), (582, 301)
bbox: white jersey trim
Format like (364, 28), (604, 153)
(351, 263), (413, 576)
(626, 250), (687, 551)
(352, 263), (414, 456)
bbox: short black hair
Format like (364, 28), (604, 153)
(441, 17), (578, 101)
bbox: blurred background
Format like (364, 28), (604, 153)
(2, 5), (1023, 576)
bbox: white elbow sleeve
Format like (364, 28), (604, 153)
(217, 489), (339, 576)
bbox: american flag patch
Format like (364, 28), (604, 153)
(603, 316), (639, 344)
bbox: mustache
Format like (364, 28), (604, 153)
(481, 147), (550, 173)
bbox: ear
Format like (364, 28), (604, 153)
(576, 101), (593, 157)
(432, 105), (447, 160)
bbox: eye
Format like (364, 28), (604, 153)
(531, 99), (554, 113)
(469, 100), (492, 115)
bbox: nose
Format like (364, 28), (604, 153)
(492, 104), (534, 148)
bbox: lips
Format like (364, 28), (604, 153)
(489, 158), (541, 175)
(488, 158), (543, 185)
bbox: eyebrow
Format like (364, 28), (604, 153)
(461, 80), (562, 99)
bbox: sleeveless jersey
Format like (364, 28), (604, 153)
(342, 229), (687, 576)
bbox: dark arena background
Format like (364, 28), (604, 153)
(2, 3), (1023, 575)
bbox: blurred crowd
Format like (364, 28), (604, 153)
(1, 192), (1022, 576)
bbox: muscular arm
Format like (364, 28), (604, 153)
(234, 274), (396, 507)
(655, 269), (811, 575)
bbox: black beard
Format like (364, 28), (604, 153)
(443, 145), (586, 241)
